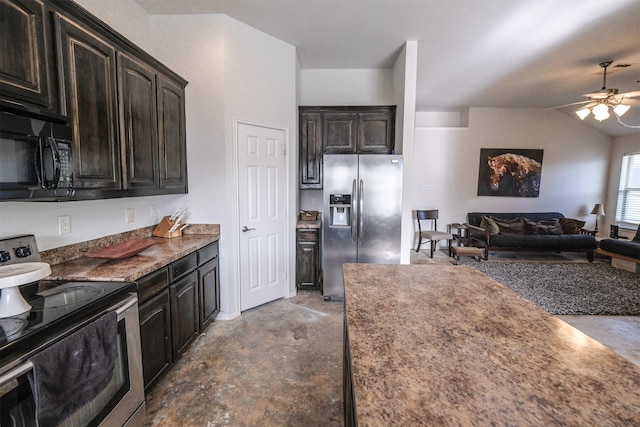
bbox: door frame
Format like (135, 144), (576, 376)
(232, 119), (293, 315)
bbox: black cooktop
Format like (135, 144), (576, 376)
(0, 281), (136, 372)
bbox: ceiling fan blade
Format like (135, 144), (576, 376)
(582, 91), (610, 99)
(546, 100), (592, 110)
(620, 90), (640, 98)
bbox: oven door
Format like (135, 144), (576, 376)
(0, 295), (145, 427)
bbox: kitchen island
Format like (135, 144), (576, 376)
(343, 263), (640, 426)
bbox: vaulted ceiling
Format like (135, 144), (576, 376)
(135, 0), (640, 137)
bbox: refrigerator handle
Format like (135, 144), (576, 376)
(351, 179), (357, 243)
(358, 179), (364, 243)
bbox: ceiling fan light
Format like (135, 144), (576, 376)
(594, 110), (610, 121)
(592, 103), (609, 116)
(613, 104), (631, 116)
(576, 108), (591, 120)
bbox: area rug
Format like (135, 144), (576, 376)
(465, 262), (640, 315)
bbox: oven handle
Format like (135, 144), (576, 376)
(0, 360), (34, 387)
(0, 294), (137, 387)
(114, 294), (137, 319)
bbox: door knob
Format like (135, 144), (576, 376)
(242, 226), (255, 232)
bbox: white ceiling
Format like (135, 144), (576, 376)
(134, 0), (640, 137)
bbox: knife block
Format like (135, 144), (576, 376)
(153, 216), (182, 238)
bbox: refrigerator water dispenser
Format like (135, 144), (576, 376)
(329, 194), (351, 227)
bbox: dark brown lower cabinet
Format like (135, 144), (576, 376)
(137, 242), (220, 392)
(199, 256), (220, 331)
(138, 289), (171, 391)
(296, 228), (320, 290)
(170, 271), (199, 360)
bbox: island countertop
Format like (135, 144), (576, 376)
(343, 263), (640, 426)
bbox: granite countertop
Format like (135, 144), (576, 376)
(46, 233), (219, 283)
(343, 263), (640, 425)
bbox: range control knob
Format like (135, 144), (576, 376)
(0, 250), (11, 263)
(14, 246), (31, 258)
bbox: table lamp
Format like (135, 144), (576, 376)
(590, 203), (605, 233)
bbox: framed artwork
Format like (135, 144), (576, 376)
(477, 148), (543, 197)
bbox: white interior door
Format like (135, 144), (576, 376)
(237, 122), (288, 311)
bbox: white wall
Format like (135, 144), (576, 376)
(392, 41), (418, 264)
(222, 17), (298, 316)
(411, 107), (612, 248)
(299, 69), (393, 106)
(73, 0), (153, 53)
(606, 134), (640, 237)
(149, 14), (297, 319)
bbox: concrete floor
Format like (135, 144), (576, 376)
(144, 291), (344, 426)
(144, 249), (639, 425)
(558, 315), (640, 366)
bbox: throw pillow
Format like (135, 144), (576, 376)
(491, 217), (524, 235)
(559, 218), (586, 234)
(634, 224), (640, 242)
(524, 218), (563, 235)
(480, 216), (499, 235)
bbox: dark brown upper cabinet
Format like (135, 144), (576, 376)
(299, 112), (323, 189)
(2, 0), (188, 200)
(0, 0), (54, 108)
(323, 112), (358, 153)
(55, 12), (122, 190)
(157, 75), (187, 191)
(357, 111), (395, 153)
(299, 106), (396, 189)
(118, 53), (159, 190)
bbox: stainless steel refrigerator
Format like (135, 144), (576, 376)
(322, 154), (403, 300)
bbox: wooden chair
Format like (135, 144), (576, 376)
(415, 209), (453, 257)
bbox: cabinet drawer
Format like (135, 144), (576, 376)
(137, 268), (169, 304)
(297, 229), (319, 243)
(169, 252), (197, 281)
(197, 242), (218, 265)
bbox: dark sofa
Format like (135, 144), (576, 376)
(599, 224), (640, 261)
(466, 212), (597, 261)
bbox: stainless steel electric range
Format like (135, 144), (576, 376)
(0, 234), (145, 427)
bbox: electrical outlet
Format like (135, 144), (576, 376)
(311, 198), (317, 207)
(150, 205), (158, 220)
(58, 215), (71, 235)
(126, 208), (135, 223)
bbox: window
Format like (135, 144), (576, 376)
(616, 152), (640, 226)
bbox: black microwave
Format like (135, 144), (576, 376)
(0, 101), (75, 201)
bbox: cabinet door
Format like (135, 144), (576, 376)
(299, 112), (322, 189)
(170, 270), (199, 360)
(199, 256), (220, 331)
(357, 111), (395, 153)
(118, 53), (159, 189)
(139, 289), (172, 392)
(55, 14), (121, 190)
(296, 229), (319, 290)
(323, 112), (357, 154)
(0, 0), (51, 107)
(157, 74), (187, 191)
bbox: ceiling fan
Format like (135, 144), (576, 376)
(553, 60), (640, 124)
